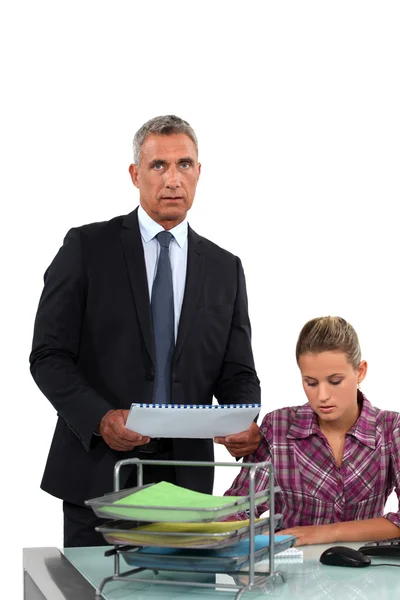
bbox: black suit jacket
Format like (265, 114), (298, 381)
(30, 208), (260, 504)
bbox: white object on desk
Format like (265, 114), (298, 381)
(125, 403), (261, 438)
(274, 547), (303, 563)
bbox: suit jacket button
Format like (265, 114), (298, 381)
(146, 373), (154, 381)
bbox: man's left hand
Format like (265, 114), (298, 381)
(279, 524), (338, 547)
(214, 421), (261, 458)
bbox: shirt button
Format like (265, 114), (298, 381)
(146, 372), (154, 381)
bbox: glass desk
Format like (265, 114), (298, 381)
(23, 543), (400, 600)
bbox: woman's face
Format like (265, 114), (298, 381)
(298, 351), (367, 426)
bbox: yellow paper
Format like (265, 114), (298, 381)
(106, 518), (263, 547)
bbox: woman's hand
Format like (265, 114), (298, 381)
(279, 523), (338, 546)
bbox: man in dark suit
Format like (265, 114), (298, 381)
(30, 115), (261, 547)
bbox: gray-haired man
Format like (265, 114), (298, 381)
(30, 115), (261, 547)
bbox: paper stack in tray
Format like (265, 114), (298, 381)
(99, 518), (270, 548)
(85, 481), (296, 572)
(87, 480), (271, 523)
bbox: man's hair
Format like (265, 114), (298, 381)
(295, 316), (362, 369)
(133, 115), (198, 164)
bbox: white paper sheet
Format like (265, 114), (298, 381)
(125, 403), (261, 439)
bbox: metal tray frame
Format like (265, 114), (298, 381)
(95, 458), (288, 599)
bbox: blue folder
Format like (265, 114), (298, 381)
(121, 534), (296, 572)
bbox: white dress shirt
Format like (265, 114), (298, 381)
(137, 205), (188, 341)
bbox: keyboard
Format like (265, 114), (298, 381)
(358, 538), (400, 557)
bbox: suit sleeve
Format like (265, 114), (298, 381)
(29, 229), (112, 452)
(214, 257), (261, 406)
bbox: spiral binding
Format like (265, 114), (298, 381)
(132, 403), (261, 409)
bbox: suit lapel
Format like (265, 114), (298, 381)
(120, 208), (154, 362)
(174, 226), (205, 364)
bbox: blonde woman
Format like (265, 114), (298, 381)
(224, 317), (400, 546)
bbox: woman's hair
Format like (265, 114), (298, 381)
(295, 316), (361, 369)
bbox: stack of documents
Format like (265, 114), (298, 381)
(86, 481), (296, 573)
(97, 518), (272, 548)
(86, 481), (272, 522)
(120, 535), (297, 572)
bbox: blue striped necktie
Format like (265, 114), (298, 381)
(151, 231), (174, 404)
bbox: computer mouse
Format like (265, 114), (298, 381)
(320, 546), (371, 568)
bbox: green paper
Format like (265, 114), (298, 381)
(98, 481), (264, 522)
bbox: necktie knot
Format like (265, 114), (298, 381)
(156, 231), (173, 248)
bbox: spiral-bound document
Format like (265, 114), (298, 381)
(125, 403), (261, 438)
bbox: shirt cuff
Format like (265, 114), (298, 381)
(383, 512), (400, 528)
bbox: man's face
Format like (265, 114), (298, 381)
(129, 133), (201, 228)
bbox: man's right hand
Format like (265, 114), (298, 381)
(99, 409), (150, 451)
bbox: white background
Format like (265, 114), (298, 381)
(1, 0), (399, 594)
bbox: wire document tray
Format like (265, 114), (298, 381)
(88, 458), (294, 599)
(97, 515), (282, 549)
(86, 481), (273, 522)
(119, 534), (296, 572)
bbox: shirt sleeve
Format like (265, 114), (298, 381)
(224, 413), (273, 519)
(383, 417), (400, 528)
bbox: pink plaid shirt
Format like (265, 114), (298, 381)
(225, 393), (400, 529)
